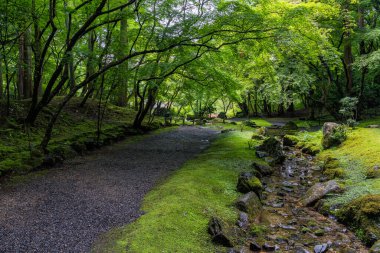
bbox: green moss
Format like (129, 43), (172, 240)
(301, 227), (311, 233)
(337, 194), (380, 246)
(314, 229), (325, 236)
(250, 224), (268, 237)
(247, 176), (263, 192)
(92, 132), (255, 253)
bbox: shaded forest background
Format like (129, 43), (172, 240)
(0, 0), (379, 152)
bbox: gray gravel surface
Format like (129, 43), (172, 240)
(0, 126), (218, 253)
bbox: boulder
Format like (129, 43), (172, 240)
(207, 217), (233, 247)
(337, 194), (380, 247)
(256, 137), (285, 164)
(370, 240), (380, 253)
(322, 122), (345, 149)
(236, 172), (263, 195)
(300, 180), (341, 207)
(251, 161), (274, 176)
(236, 192), (262, 218)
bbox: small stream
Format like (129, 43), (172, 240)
(256, 144), (368, 252)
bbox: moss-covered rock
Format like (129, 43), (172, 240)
(322, 122), (347, 149)
(256, 137), (285, 164)
(237, 172), (263, 196)
(366, 166), (380, 179)
(251, 161), (274, 177)
(337, 194), (380, 246)
(236, 192), (262, 218)
(283, 135), (299, 147)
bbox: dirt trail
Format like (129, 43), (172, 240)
(0, 126), (218, 253)
(258, 147), (367, 252)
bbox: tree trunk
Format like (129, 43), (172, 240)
(117, 8), (129, 106)
(0, 52), (3, 99)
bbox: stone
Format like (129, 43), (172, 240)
(322, 122), (344, 149)
(208, 217), (223, 236)
(256, 137), (285, 164)
(262, 242), (276, 251)
(370, 240), (380, 253)
(236, 172), (263, 195)
(207, 217), (233, 247)
(300, 180), (342, 207)
(249, 241), (261, 251)
(295, 246), (311, 253)
(212, 233), (233, 247)
(236, 212), (249, 228)
(235, 192), (262, 218)
(314, 244), (328, 253)
(367, 125), (380, 128)
(255, 150), (268, 158)
(251, 161), (274, 176)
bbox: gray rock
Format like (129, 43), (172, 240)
(301, 180), (342, 207)
(322, 122), (342, 148)
(236, 172), (263, 195)
(236, 212), (249, 228)
(255, 150), (268, 158)
(314, 243), (328, 253)
(207, 217), (233, 247)
(371, 240), (380, 253)
(295, 246), (310, 253)
(250, 241), (261, 251)
(236, 192), (262, 218)
(256, 137), (285, 164)
(208, 217), (223, 236)
(251, 161), (274, 176)
(367, 125), (380, 128)
(262, 242), (276, 251)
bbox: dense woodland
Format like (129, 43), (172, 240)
(0, 0), (379, 151)
(1, 1), (380, 252)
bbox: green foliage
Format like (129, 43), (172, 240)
(339, 97), (359, 126)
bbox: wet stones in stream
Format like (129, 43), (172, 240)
(209, 136), (368, 253)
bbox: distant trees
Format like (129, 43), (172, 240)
(1, 0), (379, 151)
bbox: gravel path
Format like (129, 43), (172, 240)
(0, 126), (218, 253)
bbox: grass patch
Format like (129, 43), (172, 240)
(92, 131), (256, 253)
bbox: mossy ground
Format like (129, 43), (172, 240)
(0, 97), (162, 178)
(92, 131), (258, 253)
